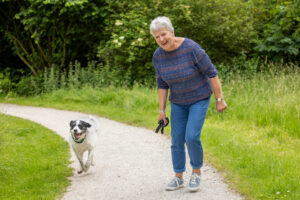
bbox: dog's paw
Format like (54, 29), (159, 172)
(83, 164), (91, 172)
(83, 167), (89, 172)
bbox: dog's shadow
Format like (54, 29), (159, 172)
(72, 164), (105, 178)
(73, 169), (95, 177)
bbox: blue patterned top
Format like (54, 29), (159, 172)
(152, 38), (218, 105)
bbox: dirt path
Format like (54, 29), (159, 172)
(0, 103), (243, 200)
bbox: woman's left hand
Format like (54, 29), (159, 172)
(216, 100), (227, 112)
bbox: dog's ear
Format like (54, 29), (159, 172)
(70, 120), (76, 128)
(82, 121), (91, 128)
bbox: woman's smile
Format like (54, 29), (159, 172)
(162, 40), (168, 46)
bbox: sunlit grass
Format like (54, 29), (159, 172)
(212, 72), (300, 138)
(202, 120), (299, 199)
(0, 114), (72, 200)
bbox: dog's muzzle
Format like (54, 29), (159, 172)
(71, 130), (87, 143)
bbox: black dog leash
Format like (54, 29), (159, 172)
(155, 117), (169, 134)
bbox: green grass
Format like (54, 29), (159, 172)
(216, 73), (300, 138)
(202, 71), (300, 199)
(1, 69), (299, 199)
(0, 114), (72, 200)
(202, 121), (299, 199)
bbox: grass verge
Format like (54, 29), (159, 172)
(0, 114), (72, 200)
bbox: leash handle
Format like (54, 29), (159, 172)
(155, 117), (169, 134)
(155, 124), (161, 133)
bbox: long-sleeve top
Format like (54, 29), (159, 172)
(152, 38), (218, 105)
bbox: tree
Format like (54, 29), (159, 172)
(0, 0), (107, 75)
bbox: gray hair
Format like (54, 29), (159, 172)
(150, 16), (174, 36)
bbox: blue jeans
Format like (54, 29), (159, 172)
(170, 97), (210, 173)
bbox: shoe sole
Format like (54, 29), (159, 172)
(188, 186), (200, 192)
(165, 184), (184, 191)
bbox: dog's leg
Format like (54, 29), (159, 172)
(91, 155), (96, 166)
(84, 149), (94, 172)
(74, 149), (85, 174)
(91, 148), (96, 166)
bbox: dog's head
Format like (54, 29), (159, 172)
(70, 120), (91, 141)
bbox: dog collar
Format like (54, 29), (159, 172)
(71, 134), (86, 144)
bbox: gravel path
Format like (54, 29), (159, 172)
(1, 103), (243, 200)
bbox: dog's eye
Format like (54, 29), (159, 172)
(70, 120), (76, 128)
(78, 125), (83, 129)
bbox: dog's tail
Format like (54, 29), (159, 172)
(88, 115), (100, 133)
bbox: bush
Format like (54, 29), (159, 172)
(15, 75), (42, 96)
(216, 55), (261, 81)
(253, 0), (300, 62)
(173, 0), (257, 63)
(0, 73), (13, 95)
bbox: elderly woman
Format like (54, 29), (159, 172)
(150, 16), (227, 192)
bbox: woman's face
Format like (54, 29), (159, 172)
(153, 27), (175, 51)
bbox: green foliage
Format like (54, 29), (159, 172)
(0, 72), (13, 95)
(0, 0), (107, 74)
(10, 60), (146, 96)
(15, 75), (42, 96)
(216, 55), (261, 81)
(173, 0), (257, 63)
(43, 65), (60, 93)
(252, 0), (300, 62)
(98, 0), (173, 86)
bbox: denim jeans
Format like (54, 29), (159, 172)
(170, 97), (210, 173)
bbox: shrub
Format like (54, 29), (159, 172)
(173, 0), (257, 63)
(15, 75), (42, 96)
(253, 0), (300, 62)
(216, 54), (261, 81)
(0, 73), (13, 95)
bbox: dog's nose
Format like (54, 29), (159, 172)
(74, 129), (78, 133)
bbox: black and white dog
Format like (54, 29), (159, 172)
(69, 116), (99, 174)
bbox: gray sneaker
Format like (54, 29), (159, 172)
(188, 173), (201, 192)
(166, 176), (184, 191)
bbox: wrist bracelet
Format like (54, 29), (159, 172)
(159, 110), (165, 113)
(216, 97), (224, 102)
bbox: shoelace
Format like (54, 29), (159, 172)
(190, 174), (199, 185)
(155, 117), (169, 134)
(171, 176), (181, 186)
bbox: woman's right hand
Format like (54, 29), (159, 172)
(158, 112), (168, 125)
